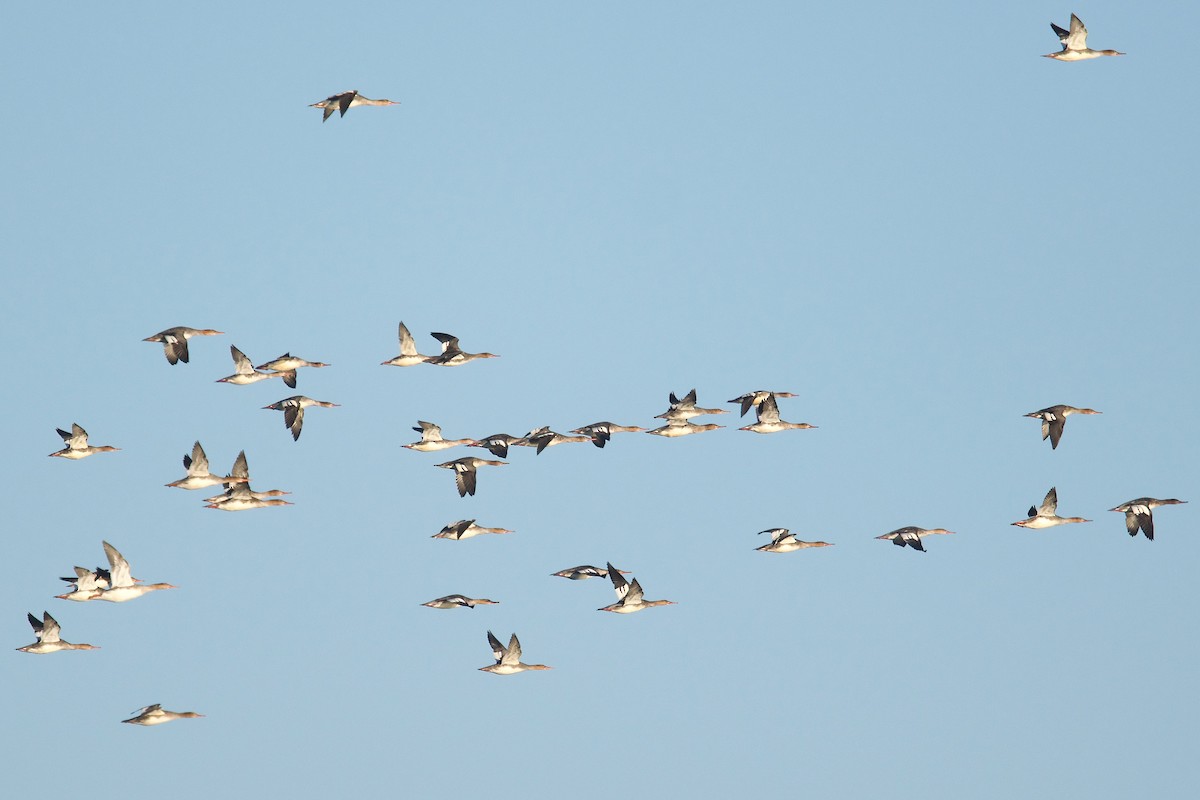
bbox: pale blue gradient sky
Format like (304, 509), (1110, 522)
(3, 2), (1197, 798)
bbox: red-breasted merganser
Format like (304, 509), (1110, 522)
(421, 595), (499, 610)
(738, 394), (816, 434)
(310, 90), (399, 122)
(206, 485), (291, 504)
(646, 418), (724, 437)
(166, 441), (250, 490)
(728, 390), (799, 418)
(434, 457), (507, 497)
(568, 422), (646, 448)
(206, 494), (292, 512)
(524, 426), (590, 454)
(403, 421), (476, 452)
(48, 423), (120, 459)
(599, 563), (676, 613)
(263, 396), (340, 441)
(381, 321), (432, 367)
(755, 528), (834, 553)
(1024, 405), (1101, 449)
(1109, 497), (1187, 541)
(216, 345), (296, 387)
(203, 450), (291, 510)
(16, 611), (98, 654)
(432, 519), (514, 540)
(875, 526), (955, 553)
(55, 566), (111, 602)
(255, 353), (330, 372)
(655, 389), (729, 421)
(1012, 487), (1090, 529)
(479, 631), (551, 675)
(95, 541), (176, 603)
(551, 565), (629, 580)
(122, 705), (204, 725)
(427, 332), (499, 366)
(143, 327), (223, 365)
(468, 433), (525, 458)
(1044, 14), (1124, 61)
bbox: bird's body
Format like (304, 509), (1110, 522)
(468, 433), (525, 459)
(216, 345), (295, 387)
(205, 488), (291, 504)
(122, 704), (204, 725)
(16, 611), (98, 654)
(728, 390), (798, 418)
(93, 541), (176, 603)
(143, 327), (223, 365)
(434, 457), (507, 497)
(255, 353), (330, 372)
(48, 423), (119, 459)
(738, 394), (816, 434)
(646, 419), (723, 437)
(568, 422), (646, 448)
(56, 566), (111, 602)
(381, 321), (432, 367)
(403, 421), (475, 452)
(1044, 14), (1124, 61)
(1109, 498), (1186, 541)
(525, 427), (591, 454)
(552, 565), (628, 580)
(655, 388), (728, 421)
(876, 526), (955, 553)
(310, 90), (398, 122)
(263, 396), (339, 441)
(479, 631), (551, 674)
(166, 441), (249, 490)
(755, 528), (833, 553)
(599, 563), (675, 613)
(206, 495), (292, 511)
(426, 332), (498, 366)
(1012, 487), (1090, 529)
(202, 450), (291, 511)
(432, 519), (514, 540)
(421, 594), (499, 610)
(1024, 405), (1101, 449)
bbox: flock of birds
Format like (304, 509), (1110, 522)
(22, 14), (1179, 714)
(29, 318), (1188, 688)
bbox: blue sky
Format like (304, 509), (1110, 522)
(3, 2), (1196, 797)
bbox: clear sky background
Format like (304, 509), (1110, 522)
(3, 2), (1196, 798)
